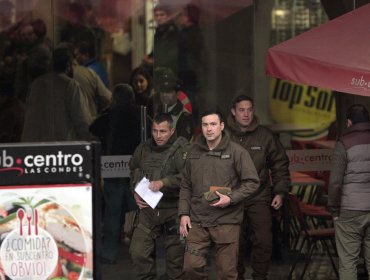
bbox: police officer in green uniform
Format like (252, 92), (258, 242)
(227, 95), (290, 280)
(179, 109), (260, 279)
(154, 67), (193, 141)
(129, 113), (189, 280)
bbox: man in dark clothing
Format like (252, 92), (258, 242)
(0, 79), (24, 142)
(176, 3), (203, 110)
(21, 46), (91, 142)
(129, 113), (189, 280)
(179, 109), (259, 279)
(89, 84), (140, 264)
(74, 40), (110, 88)
(142, 4), (178, 74)
(328, 104), (370, 279)
(227, 95), (290, 280)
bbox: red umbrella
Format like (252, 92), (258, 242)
(266, 3), (370, 97)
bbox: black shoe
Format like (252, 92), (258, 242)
(101, 257), (117, 265)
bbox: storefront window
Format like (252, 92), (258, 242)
(0, 0), (258, 143)
(271, 0), (328, 43)
(0, 0), (329, 144)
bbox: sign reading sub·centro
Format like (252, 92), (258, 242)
(101, 155), (132, 178)
(0, 142), (93, 185)
(287, 149), (333, 171)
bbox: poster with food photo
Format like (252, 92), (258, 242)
(0, 184), (93, 280)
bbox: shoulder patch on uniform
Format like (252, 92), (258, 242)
(250, 146), (262, 151)
(221, 154), (231, 159)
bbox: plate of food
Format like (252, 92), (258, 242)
(0, 194), (92, 280)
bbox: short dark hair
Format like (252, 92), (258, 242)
(346, 104), (370, 124)
(183, 4), (200, 25)
(76, 41), (96, 58)
(153, 4), (171, 15)
(31, 18), (47, 39)
(53, 47), (72, 73)
(200, 108), (224, 123)
(231, 94), (254, 109)
(153, 113), (173, 128)
(113, 84), (135, 106)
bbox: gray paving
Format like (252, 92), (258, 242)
(100, 239), (344, 280)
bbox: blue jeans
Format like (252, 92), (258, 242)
(102, 178), (137, 261)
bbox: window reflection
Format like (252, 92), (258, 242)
(0, 0), (328, 144)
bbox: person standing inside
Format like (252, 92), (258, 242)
(21, 46), (91, 142)
(0, 79), (24, 143)
(227, 94), (290, 280)
(74, 40), (110, 88)
(89, 84), (140, 264)
(176, 3), (203, 121)
(129, 66), (154, 117)
(179, 109), (259, 280)
(129, 113), (189, 280)
(142, 4), (179, 74)
(328, 104), (370, 279)
(154, 67), (193, 141)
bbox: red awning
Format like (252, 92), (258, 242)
(265, 4), (370, 97)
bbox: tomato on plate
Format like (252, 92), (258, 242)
(68, 271), (79, 280)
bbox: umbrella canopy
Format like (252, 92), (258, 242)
(266, 3), (370, 97)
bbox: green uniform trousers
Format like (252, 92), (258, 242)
(183, 224), (240, 280)
(129, 207), (184, 280)
(238, 202), (272, 280)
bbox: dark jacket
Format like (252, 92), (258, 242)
(0, 96), (25, 143)
(153, 20), (179, 74)
(227, 114), (290, 204)
(21, 72), (91, 142)
(178, 131), (260, 227)
(129, 133), (189, 209)
(328, 122), (370, 217)
(89, 104), (141, 156)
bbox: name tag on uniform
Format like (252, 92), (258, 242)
(188, 154), (200, 159)
(208, 151), (222, 157)
(221, 154), (231, 159)
(250, 146), (262, 151)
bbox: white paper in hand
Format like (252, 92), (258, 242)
(135, 176), (163, 209)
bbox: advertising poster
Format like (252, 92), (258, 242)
(269, 77), (336, 140)
(0, 142), (98, 280)
(0, 184), (93, 280)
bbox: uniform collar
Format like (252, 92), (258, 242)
(148, 132), (178, 152)
(158, 100), (183, 116)
(195, 131), (231, 152)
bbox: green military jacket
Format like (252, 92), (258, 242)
(227, 114), (291, 204)
(178, 131), (260, 227)
(129, 134), (189, 208)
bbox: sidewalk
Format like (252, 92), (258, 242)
(100, 239), (340, 280)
